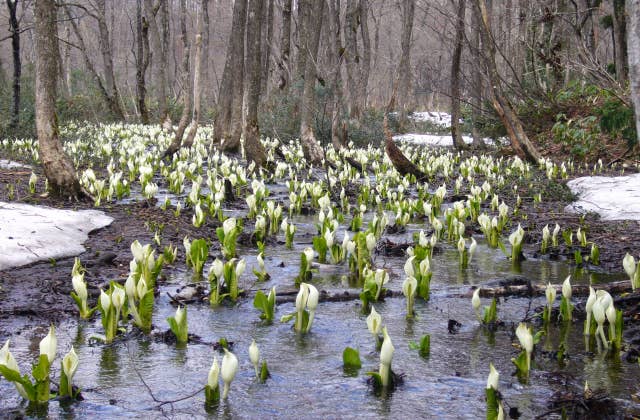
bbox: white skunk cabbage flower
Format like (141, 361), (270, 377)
(402, 276), (417, 298)
(125, 275), (136, 299)
(366, 233), (376, 252)
(303, 247), (315, 264)
(62, 346), (79, 382)
(136, 279), (148, 299)
(221, 349), (238, 399)
(472, 288), (481, 319)
(249, 340), (260, 378)
(40, 325), (57, 364)
(0, 340), (28, 399)
(486, 362), (499, 390)
(562, 276), (572, 300)
(367, 306), (382, 336)
(222, 217), (237, 236)
(100, 289), (111, 311)
(72, 273), (88, 302)
(379, 327), (395, 388)
(545, 283), (556, 308)
(515, 323), (533, 371)
(305, 283), (319, 333)
(210, 258), (224, 279)
(208, 357), (220, 390)
(111, 287), (126, 312)
(235, 259), (246, 277)
(404, 256), (415, 278)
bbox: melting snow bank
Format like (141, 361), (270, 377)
(0, 202), (113, 270)
(565, 173), (640, 220)
(0, 159), (32, 170)
(393, 133), (495, 147)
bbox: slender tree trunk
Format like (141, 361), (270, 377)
(164, 0), (191, 157)
(397, 0), (415, 132)
(160, 0), (171, 128)
(34, 0), (84, 199)
(613, 0), (628, 83)
(299, 0), (326, 164)
(7, 0), (20, 129)
(96, 0), (124, 119)
(471, 8), (485, 149)
(201, 0), (210, 104)
(344, 0), (360, 119)
(450, 0), (467, 150)
(277, 0), (292, 90)
(629, 0), (640, 146)
(135, 0), (150, 124)
(215, 0), (247, 151)
(329, 0), (347, 149)
(475, 0), (541, 162)
(262, 0), (274, 94)
(244, 0), (268, 167)
(183, 29), (204, 148)
(357, 0), (371, 114)
(64, 25), (72, 96)
(144, 0), (169, 126)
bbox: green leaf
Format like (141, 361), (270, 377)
(342, 347), (362, 369)
(204, 384), (220, 406)
(280, 313), (295, 323)
(253, 290), (268, 312)
(32, 354), (50, 382)
(139, 290), (155, 333)
(486, 388), (500, 420)
(259, 361), (270, 383)
(419, 334), (431, 357)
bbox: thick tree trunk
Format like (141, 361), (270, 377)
(329, 0), (347, 149)
(475, 0), (541, 162)
(450, 0), (467, 150)
(201, 0), (210, 103)
(471, 9), (485, 149)
(357, 0), (371, 114)
(261, 0), (274, 94)
(144, 0), (169, 126)
(244, 0), (267, 167)
(613, 0), (628, 83)
(215, 0), (246, 151)
(277, 0), (292, 91)
(34, 0), (84, 199)
(96, 0), (124, 120)
(135, 0), (150, 124)
(384, 115), (426, 181)
(164, 0), (191, 157)
(7, 0), (20, 129)
(397, 0), (415, 132)
(299, 0), (326, 164)
(629, 0), (640, 146)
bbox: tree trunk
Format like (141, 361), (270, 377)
(357, 0), (371, 114)
(160, 0), (171, 129)
(34, 0), (84, 199)
(201, 0), (210, 104)
(450, 0), (467, 150)
(7, 0), (20, 129)
(243, 0), (268, 167)
(215, 0), (247, 151)
(299, 0), (326, 164)
(277, 0), (292, 90)
(471, 8), (485, 149)
(384, 115), (426, 181)
(344, 0), (360, 119)
(397, 0), (415, 132)
(262, 0), (274, 94)
(475, 0), (541, 163)
(135, 0), (150, 124)
(96, 0), (124, 120)
(613, 0), (628, 83)
(629, 0), (640, 146)
(164, 0), (191, 157)
(183, 29), (204, 148)
(144, 0), (169, 126)
(329, 0), (347, 149)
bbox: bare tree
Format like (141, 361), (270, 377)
(277, 0), (292, 90)
(613, 0), (628, 82)
(475, 0), (541, 162)
(34, 0), (85, 199)
(7, 0), (20, 129)
(396, 0), (415, 132)
(450, 0), (467, 150)
(214, 0), (247, 151)
(144, 0), (170, 127)
(629, 0), (640, 146)
(183, 26), (205, 148)
(298, 0), (326, 164)
(328, 0), (347, 149)
(135, 0), (150, 124)
(243, 0), (268, 167)
(344, 0), (360, 119)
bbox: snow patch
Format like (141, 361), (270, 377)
(393, 133), (494, 147)
(565, 173), (640, 220)
(409, 111), (459, 128)
(0, 160), (32, 170)
(0, 202), (113, 270)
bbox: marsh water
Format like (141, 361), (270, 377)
(0, 180), (638, 419)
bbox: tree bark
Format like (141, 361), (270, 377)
(344, 0), (360, 119)
(95, 0), (124, 120)
(215, 0), (247, 151)
(629, 0), (640, 146)
(164, 0), (192, 157)
(470, 8), (485, 149)
(299, 0), (326, 164)
(357, 0), (371, 114)
(183, 30), (204, 149)
(277, 0), (292, 90)
(135, 0), (150, 124)
(262, 0), (274, 94)
(7, 0), (20, 129)
(201, 0), (210, 103)
(397, 0), (415, 132)
(243, 0), (268, 167)
(34, 0), (84, 199)
(144, 0), (170, 126)
(450, 0), (467, 150)
(384, 115), (426, 181)
(329, 0), (347, 149)
(613, 0), (628, 83)
(475, 0), (541, 163)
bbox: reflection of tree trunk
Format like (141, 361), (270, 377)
(144, 0), (169, 125)
(215, 0), (246, 151)
(35, 0), (84, 199)
(164, 0), (191, 157)
(135, 0), (150, 124)
(613, 0), (628, 82)
(299, 0), (326, 164)
(397, 0), (415, 132)
(475, 0), (541, 162)
(450, 0), (467, 150)
(244, 0), (268, 167)
(629, 0), (640, 146)
(7, 0), (20, 129)
(277, 0), (292, 90)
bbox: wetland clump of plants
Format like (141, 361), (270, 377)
(1, 122), (640, 418)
